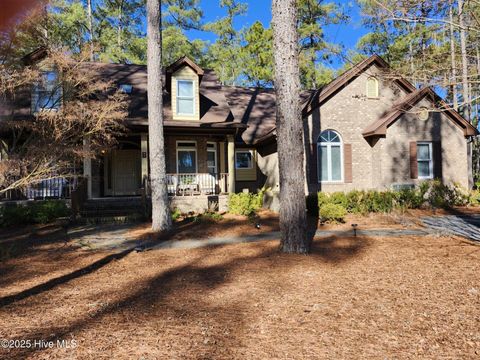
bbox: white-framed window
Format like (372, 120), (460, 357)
(176, 141), (197, 174)
(207, 142), (217, 175)
(417, 142), (433, 179)
(34, 71), (62, 112)
(366, 76), (379, 98)
(177, 80), (195, 115)
(235, 150), (253, 169)
(317, 130), (343, 183)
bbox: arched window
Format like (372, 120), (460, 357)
(317, 130), (343, 182)
(366, 76), (379, 98)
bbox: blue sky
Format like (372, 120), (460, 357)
(186, 0), (370, 70)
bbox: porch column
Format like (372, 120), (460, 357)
(227, 135), (235, 193)
(83, 137), (92, 199)
(141, 133), (149, 185)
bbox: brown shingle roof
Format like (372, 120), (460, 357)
(87, 63), (234, 125)
(224, 86), (313, 145)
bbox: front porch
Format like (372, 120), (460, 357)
(85, 132), (237, 201)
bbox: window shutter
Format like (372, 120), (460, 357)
(310, 144), (318, 183)
(409, 142), (418, 179)
(344, 144), (353, 183)
(433, 141), (443, 180)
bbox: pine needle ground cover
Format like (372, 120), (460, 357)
(0, 211), (479, 359)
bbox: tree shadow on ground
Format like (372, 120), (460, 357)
(2, 232), (370, 359)
(0, 248), (133, 308)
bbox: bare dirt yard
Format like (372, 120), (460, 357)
(0, 209), (479, 359)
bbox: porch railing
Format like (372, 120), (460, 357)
(143, 173), (229, 196)
(166, 173), (229, 196)
(0, 176), (82, 202)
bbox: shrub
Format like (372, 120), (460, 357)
(468, 190), (480, 206)
(228, 190), (264, 216)
(31, 201), (70, 224)
(198, 211), (223, 222)
(328, 192), (348, 207)
(0, 205), (34, 227)
(311, 181), (470, 217)
(171, 208), (182, 221)
(419, 180), (469, 209)
(395, 188), (423, 210)
(0, 200), (70, 228)
(320, 203), (347, 223)
(317, 192), (330, 208)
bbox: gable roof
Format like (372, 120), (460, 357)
(166, 56), (204, 76)
(302, 55), (416, 117)
(362, 87), (478, 138)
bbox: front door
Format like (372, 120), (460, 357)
(113, 150), (141, 196)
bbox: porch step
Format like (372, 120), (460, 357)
(76, 214), (146, 225)
(80, 198), (149, 222)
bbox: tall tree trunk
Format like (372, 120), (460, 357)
(449, 0), (458, 110)
(147, 0), (172, 232)
(118, 0), (124, 49)
(458, 0), (470, 121)
(87, 0), (94, 61)
(272, 0), (309, 254)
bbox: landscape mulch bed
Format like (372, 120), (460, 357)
(0, 210), (479, 359)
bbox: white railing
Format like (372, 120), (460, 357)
(1, 176), (81, 201)
(165, 173), (229, 196)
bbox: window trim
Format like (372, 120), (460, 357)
(235, 150), (253, 169)
(417, 141), (433, 180)
(34, 70), (62, 113)
(317, 130), (344, 183)
(207, 142), (217, 174)
(366, 76), (379, 99)
(176, 140), (198, 174)
(176, 79), (195, 116)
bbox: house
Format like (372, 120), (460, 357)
(1, 51), (478, 214)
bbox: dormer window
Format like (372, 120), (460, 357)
(166, 57), (203, 120)
(177, 80), (194, 115)
(34, 71), (62, 112)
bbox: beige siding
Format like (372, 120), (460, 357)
(171, 66), (200, 121)
(235, 149), (257, 181)
(257, 150), (279, 190)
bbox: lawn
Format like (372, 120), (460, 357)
(0, 211), (479, 359)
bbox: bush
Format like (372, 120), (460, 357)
(31, 201), (70, 224)
(394, 189), (420, 209)
(228, 190), (264, 216)
(195, 211), (223, 222)
(0, 200), (70, 228)
(319, 203), (347, 223)
(419, 180), (469, 208)
(311, 181), (471, 217)
(171, 208), (182, 221)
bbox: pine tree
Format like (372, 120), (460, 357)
(272, 0), (309, 254)
(205, 0), (247, 85)
(147, 0), (172, 232)
(242, 21), (274, 87)
(296, 0), (345, 89)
